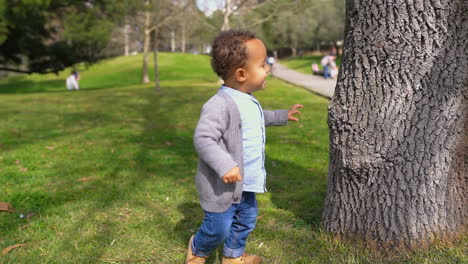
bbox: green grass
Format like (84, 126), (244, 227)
(0, 53), (466, 264)
(279, 55), (342, 75)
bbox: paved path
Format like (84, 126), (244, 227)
(272, 63), (336, 99)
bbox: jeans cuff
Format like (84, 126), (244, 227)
(191, 239), (211, 257)
(223, 244), (245, 258)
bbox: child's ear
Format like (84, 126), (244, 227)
(235, 68), (246, 82)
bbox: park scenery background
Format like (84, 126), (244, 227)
(0, 53), (466, 264)
(1, 0), (467, 263)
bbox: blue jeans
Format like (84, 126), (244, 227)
(191, 192), (258, 258)
(323, 64), (331, 79)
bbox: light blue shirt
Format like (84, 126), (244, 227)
(221, 86), (266, 193)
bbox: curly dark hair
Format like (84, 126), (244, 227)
(210, 29), (257, 80)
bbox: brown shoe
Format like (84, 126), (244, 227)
(185, 235), (207, 264)
(222, 253), (263, 264)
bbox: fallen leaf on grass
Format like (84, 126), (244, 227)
(0, 202), (15, 212)
(2, 244), (26, 255)
(19, 167), (28, 172)
(19, 224), (32, 230)
(26, 212), (37, 220)
(45, 146), (55, 150)
(256, 215), (264, 220)
(77, 177), (95, 182)
(15, 160), (21, 165)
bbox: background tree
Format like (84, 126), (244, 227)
(256, 0), (344, 57)
(0, 0), (123, 74)
(140, 0), (191, 90)
(322, 0), (467, 252)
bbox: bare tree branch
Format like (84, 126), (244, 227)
(148, 0), (192, 32)
(244, 3), (280, 27)
(231, 0), (251, 13)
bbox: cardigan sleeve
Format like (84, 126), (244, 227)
(194, 98), (238, 178)
(263, 109), (288, 127)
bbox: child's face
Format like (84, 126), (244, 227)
(243, 39), (270, 92)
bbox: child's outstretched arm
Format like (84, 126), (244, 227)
(288, 104), (303, 122)
(264, 104), (303, 126)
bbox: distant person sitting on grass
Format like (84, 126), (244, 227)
(311, 63), (324, 76)
(185, 29), (303, 264)
(320, 52), (336, 79)
(66, 70), (80, 90)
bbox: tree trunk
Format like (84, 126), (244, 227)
(322, 0), (467, 252)
(171, 30), (175, 52)
(333, 41), (340, 56)
(291, 47), (297, 57)
(153, 0), (160, 92)
(181, 23), (186, 53)
(222, 0), (232, 31)
(124, 22), (130, 56)
(141, 0), (151, 84)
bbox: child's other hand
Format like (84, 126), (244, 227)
(288, 104), (304, 122)
(223, 167), (242, 183)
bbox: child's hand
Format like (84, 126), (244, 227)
(288, 104), (304, 122)
(223, 167), (242, 183)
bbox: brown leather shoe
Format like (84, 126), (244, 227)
(185, 235), (207, 264)
(222, 253), (263, 264)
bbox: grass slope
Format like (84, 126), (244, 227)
(0, 53), (466, 264)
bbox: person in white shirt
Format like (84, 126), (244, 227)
(66, 71), (80, 90)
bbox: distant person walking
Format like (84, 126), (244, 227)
(266, 56), (275, 74)
(320, 53), (336, 80)
(66, 71), (80, 90)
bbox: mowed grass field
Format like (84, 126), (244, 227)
(0, 53), (466, 264)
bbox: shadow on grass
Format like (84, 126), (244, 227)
(0, 79), (66, 94)
(267, 157), (327, 227)
(0, 79), (142, 94)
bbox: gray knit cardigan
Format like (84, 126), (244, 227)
(194, 89), (288, 212)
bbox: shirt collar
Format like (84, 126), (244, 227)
(220, 85), (255, 101)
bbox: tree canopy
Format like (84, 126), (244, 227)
(0, 0), (124, 74)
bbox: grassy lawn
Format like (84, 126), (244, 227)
(279, 55), (342, 75)
(0, 53), (466, 264)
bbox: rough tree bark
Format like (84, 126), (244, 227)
(322, 0), (467, 252)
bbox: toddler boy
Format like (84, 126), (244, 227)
(186, 29), (303, 264)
